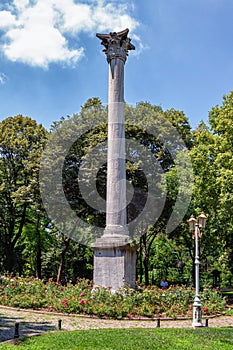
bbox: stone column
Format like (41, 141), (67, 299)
(92, 29), (137, 291)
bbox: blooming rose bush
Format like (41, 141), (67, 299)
(0, 276), (227, 319)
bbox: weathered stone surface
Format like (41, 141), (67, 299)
(92, 239), (137, 291)
(96, 29), (135, 64)
(92, 29), (136, 291)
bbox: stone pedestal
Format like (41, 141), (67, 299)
(92, 236), (137, 291)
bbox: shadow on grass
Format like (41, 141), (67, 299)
(0, 315), (56, 343)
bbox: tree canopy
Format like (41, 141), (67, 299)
(0, 115), (48, 273)
(190, 91), (233, 282)
(0, 92), (232, 287)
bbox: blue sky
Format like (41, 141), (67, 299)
(0, 0), (233, 130)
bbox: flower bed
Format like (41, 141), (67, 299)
(0, 276), (227, 319)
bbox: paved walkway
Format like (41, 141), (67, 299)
(0, 306), (232, 343)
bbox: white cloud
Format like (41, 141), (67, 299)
(0, 0), (140, 68)
(0, 11), (16, 29)
(0, 73), (8, 85)
(131, 33), (149, 57)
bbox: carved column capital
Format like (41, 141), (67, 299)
(96, 28), (135, 63)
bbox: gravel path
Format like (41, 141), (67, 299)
(0, 306), (232, 343)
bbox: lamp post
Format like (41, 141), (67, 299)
(188, 212), (207, 328)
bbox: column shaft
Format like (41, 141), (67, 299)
(92, 29), (137, 292)
(104, 59), (128, 236)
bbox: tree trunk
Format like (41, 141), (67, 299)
(56, 238), (71, 283)
(35, 216), (42, 279)
(139, 237), (143, 283)
(142, 233), (149, 285)
(36, 247), (42, 279)
(4, 203), (28, 274)
(228, 249), (233, 286)
(143, 254), (149, 285)
(4, 242), (16, 274)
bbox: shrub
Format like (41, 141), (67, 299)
(0, 276), (227, 319)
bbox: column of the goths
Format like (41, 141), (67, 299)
(96, 29), (135, 238)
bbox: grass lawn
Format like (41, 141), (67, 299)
(0, 328), (233, 350)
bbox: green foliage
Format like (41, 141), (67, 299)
(0, 277), (227, 319)
(0, 115), (48, 274)
(163, 108), (193, 149)
(43, 98), (193, 285)
(53, 100), (192, 235)
(190, 91), (233, 284)
(39, 240), (93, 282)
(1, 91), (232, 289)
(148, 234), (190, 286)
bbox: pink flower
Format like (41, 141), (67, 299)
(62, 298), (67, 307)
(79, 291), (85, 297)
(79, 299), (86, 305)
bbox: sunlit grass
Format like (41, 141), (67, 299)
(0, 328), (233, 350)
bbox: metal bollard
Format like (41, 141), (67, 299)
(14, 322), (19, 338)
(58, 319), (62, 330)
(205, 318), (209, 327)
(157, 318), (160, 328)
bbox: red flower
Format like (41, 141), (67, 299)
(62, 298), (67, 307)
(203, 307), (208, 313)
(79, 299), (86, 305)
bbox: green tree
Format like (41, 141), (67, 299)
(190, 91), (233, 286)
(46, 99), (192, 284)
(126, 104), (192, 284)
(19, 211), (54, 278)
(40, 238), (93, 282)
(0, 115), (48, 273)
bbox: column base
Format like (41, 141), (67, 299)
(92, 235), (137, 292)
(192, 300), (203, 328)
(192, 322), (204, 328)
